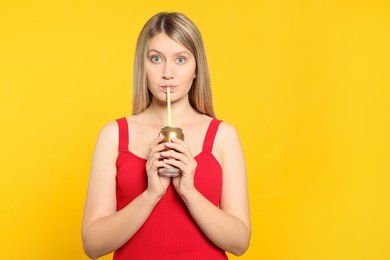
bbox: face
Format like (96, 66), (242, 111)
(145, 33), (196, 103)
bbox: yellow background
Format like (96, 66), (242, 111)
(1, 0), (389, 259)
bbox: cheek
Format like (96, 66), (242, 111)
(145, 66), (160, 83)
(181, 65), (196, 81)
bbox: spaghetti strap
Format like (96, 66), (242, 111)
(116, 117), (129, 152)
(202, 118), (222, 152)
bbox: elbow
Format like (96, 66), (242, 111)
(82, 231), (103, 260)
(229, 229), (251, 256)
(82, 239), (99, 260)
(83, 241), (106, 260)
(84, 250), (97, 260)
(231, 241), (250, 256)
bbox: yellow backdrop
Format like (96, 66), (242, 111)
(1, 1), (389, 259)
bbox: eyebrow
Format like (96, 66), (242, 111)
(147, 49), (192, 56)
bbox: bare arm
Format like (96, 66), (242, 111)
(81, 122), (170, 259)
(169, 122), (251, 255)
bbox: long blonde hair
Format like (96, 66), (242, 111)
(132, 12), (215, 118)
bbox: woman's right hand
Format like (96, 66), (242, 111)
(145, 135), (171, 199)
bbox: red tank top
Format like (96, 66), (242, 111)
(113, 117), (227, 260)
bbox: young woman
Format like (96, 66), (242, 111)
(82, 12), (251, 259)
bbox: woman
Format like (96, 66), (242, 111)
(82, 12), (251, 259)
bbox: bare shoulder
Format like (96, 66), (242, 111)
(94, 120), (120, 151)
(99, 120), (118, 139)
(216, 121), (240, 143)
(213, 121), (243, 165)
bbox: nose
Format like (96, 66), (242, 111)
(161, 62), (173, 80)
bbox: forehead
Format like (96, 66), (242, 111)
(148, 33), (192, 55)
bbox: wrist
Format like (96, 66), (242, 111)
(142, 189), (163, 206)
(181, 188), (201, 204)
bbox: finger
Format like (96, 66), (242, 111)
(161, 150), (188, 163)
(164, 143), (194, 160)
(171, 137), (187, 146)
(148, 159), (167, 174)
(164, 141), (188, 154)
(153, 151), (161, 160)
(149, 135), (166, 149)
(163, 159), (183, 170)
(171, 138), (190, 148)
(150, 142), (169, 156)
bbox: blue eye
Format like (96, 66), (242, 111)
(176, 57), (186, 64)
(151, 56), (162, 63)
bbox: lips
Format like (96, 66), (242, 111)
(161, 85), (177, 92)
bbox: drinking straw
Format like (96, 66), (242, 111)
(167, 87), (172, 126)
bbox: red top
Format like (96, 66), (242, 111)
(113, 117), (227, 260)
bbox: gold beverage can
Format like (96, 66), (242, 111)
(158, 126), (184, 177)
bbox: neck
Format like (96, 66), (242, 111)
(146, 97), (198, 127)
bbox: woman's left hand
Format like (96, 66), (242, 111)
(160, 138), (198, 199)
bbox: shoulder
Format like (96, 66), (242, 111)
(94, 120), (120, 149)
(99, 120), (119, 138)
(216, 120), (240, 141)
(214, 120), (242, 157)
(212, 121), (245, 176)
